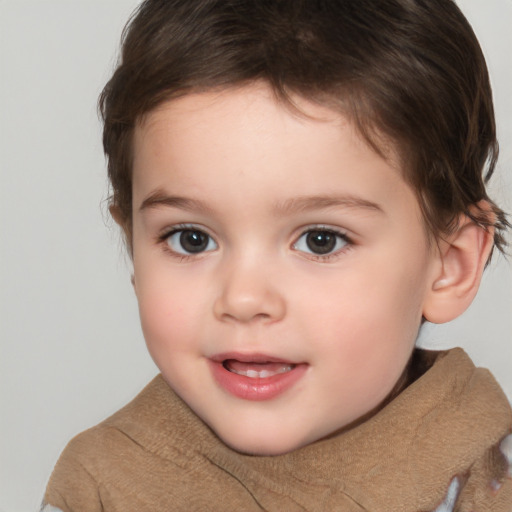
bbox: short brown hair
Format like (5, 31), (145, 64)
(100, 0), (509, 253)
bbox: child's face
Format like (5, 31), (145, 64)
(130, 84), (439, 455)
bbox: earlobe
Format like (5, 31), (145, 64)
(422, 204), (495, 324)
(109, 204), (125, 227)
(109, 204), (134, 257)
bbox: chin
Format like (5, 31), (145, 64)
(216, 428), (311, 456)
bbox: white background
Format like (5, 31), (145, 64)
(0, 1), (511, 511)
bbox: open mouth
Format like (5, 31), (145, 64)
(223, 359), (295, 378)
(209, 353), (306, 400)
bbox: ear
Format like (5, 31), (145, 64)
(109, 204), (126, 229)
(422, 202), (495, 324)
(109, 204), (134, 257)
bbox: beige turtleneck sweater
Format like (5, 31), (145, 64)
(43, 348), (512, 511)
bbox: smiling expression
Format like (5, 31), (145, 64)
(130, 84), (440, 455)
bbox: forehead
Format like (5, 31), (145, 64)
(134, 85), (348, 153)
(131, 84), (416, 219)
(135, 83), (400, 158)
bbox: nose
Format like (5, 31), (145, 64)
(213, 260), (286, 324)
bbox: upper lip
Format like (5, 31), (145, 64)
(210, 352), (299, 365)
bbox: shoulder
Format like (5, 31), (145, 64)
(43, 374), (223, 511)
(43, 374), (183, 512)
(414, 348), (512, 425)
(414, 348), (512, 511)
(51, 374), (173, 472)
(42, 425), (104, 512)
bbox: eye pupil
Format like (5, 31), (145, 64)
(180, 230), (208, 253)
(306, 231), (336, 254)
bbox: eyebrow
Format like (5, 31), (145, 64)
(273, 195), (384, 216)
(139, 190), (384, 216)
(139, 190), (214, 214)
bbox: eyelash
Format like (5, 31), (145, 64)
(292, 226), (353, 262)
(157, 224), (353, 261)
(157, 224), (217, 261)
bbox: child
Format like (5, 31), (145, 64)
(42, 0), (512, 510)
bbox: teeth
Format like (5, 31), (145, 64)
(229, 365), (293, 378)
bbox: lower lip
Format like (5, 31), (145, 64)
(208, 360), (307, 401)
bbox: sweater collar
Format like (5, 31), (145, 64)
(109, 348), (512, 510)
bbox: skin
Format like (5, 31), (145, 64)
(129, 84), (445, 455)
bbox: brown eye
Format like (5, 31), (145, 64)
(166, 228), (217, 254)
(294, 229), (348, 256)
(305, 231), (336, 254)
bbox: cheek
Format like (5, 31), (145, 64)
(311, 264), (425, 338)
(306, 256), (428, 382)
(134, 267), (206, 355)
